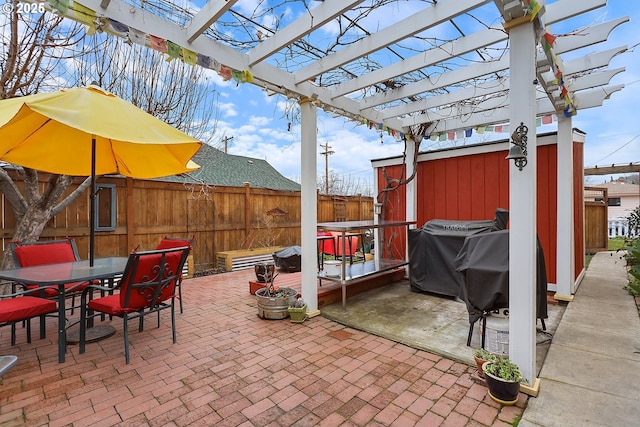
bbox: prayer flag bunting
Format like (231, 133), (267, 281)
(542, 114), (553, 125)
(166, 40), (181, 60)
(465, 129), (472, 137)
(48, 0), (69, 15)
(108, 19), (129, 34)
(149, 35), (167, 53)
(196, 54), (211, 68)
(73, 3), (96, 35)
(219, 65), (232, 81)
(182, 48), (197, 66)
(128, 28), (146, 46)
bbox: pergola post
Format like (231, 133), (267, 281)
(555, 116), (575, 301)
(508, 19), (539, 390)
(300, 98), (320, 316)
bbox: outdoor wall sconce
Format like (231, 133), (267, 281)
(505, 121), (528, 171)
(374, 203), (383, 216)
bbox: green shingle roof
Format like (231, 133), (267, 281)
(161, 143), (300, 191)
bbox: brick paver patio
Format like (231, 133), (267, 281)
(0, 269), (526, 426)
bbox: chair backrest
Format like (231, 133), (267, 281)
(330, 232), (359, 256)
(156, 236), (194, 252)
(119, 247), (190, 310)
(11, 239), (80, 267)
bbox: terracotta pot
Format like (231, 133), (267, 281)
(474, 355), (488, 378)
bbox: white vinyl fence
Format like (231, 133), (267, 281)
(608, 218), (639, 238)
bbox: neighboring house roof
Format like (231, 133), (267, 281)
(161, 143), (301, 191)
(595, 181), (640, 197)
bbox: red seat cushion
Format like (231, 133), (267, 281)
(25, 281), (91, 298)
(0, 297), (57, 323)
(88, 294), (131, 316)
(14, 242), (77, 267)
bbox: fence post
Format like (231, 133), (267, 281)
(244, 182), (251, 237)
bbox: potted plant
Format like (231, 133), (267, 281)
(288, 297), (307, 323)
(472, 348), (497, 378)
(255, 274), (298, 320)
(482, 357), (527, 406)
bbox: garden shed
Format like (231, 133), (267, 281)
(371, 130), (586, 291)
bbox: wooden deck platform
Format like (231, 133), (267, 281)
(249, 268), (407, 309)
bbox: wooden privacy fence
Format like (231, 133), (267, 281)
(0, 174), (373, 272)
(584, 186), (608, 252)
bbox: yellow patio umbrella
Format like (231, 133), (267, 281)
(0, 85), (202, 264)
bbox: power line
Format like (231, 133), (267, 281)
(593, 132), (640, 164)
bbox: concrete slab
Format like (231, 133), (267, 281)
(320, 279), (564, 371)
(520, 379), (639, 427)
(540, 343), (640, 396)
(551, 319), (640, 360)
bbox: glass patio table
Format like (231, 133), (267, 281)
(0, 257), (128, 363)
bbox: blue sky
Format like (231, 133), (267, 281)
(201, 0), (639, 192)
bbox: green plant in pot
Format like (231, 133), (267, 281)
(472, 348), (497, 378)
(288, 297), (307, 323)
(482, 357), (527, 406)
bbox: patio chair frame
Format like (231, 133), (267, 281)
(155, 236), (194, 314)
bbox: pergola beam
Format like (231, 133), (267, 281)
(248, 0), (364, 67)
(186, 0), (238, 43)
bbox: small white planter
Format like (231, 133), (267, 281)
(324, 260), (342, 277)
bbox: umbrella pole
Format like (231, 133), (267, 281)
(89, 136), (96, 267)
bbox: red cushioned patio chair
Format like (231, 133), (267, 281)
(155, 236), (194, 313)
(79, 246), (190, 364)
(10, 239), (95, 314)
(0, 284), (57, 346)
(320, 232), (360, 264)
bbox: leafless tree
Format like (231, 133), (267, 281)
(0, 8), (218, 271)
(0, 7), (95, 271)
(71, 36), (220, 144)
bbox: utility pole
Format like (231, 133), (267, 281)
(223, 136), (234, 153)
(319, 143), (334, 195)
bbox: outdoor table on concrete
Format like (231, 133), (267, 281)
(318, 220), (416, 312)
(0, 257), (128, 363)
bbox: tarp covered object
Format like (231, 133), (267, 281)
(453, 229), (548, 324)
(272, 246), (302, 272)
(408, 219), (495, 297)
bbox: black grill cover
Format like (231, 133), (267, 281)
(453, 229), (548, 324)
(408, 219), (495, 297)
(272, 246), (302, 272)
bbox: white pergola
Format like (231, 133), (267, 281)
(32, 0), (628, 389)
